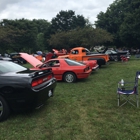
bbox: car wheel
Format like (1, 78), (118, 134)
(63, 72), (76, 83)
(114, 57), (118, 61)
(0, 95), (10, 122)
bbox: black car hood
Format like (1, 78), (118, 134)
(117, 51), (129, 55)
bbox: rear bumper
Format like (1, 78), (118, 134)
(77, 73), (91, 79)
(6, 78), (57, 111)
(76, 70), (92, 79)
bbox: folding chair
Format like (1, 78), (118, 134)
(117, 71), (140, 107)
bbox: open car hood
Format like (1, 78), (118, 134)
(53, 49), (59, 53)
(20, 53), (43, 67)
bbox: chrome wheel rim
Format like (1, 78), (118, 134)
(65, 74), (74, 83)
(0, 101), (3, 116)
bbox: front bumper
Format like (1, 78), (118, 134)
(92, 65), (99, 71)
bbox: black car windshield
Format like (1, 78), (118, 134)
(105, 50), (117, 54)
(65, 59), (84, 66)
(0, 61), (27, 73)
(85, 48), (90, 52)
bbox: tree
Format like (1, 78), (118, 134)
(36, 33), (45, 51)
(0, 19), (51, 53)
(44, 10), (87, 51)
(119, 0), (140, 48)
(50, 10), (86, 33)
(48, 27), (113, 50)
(95, 0), (126, 47)
(95, 0), (140, 48)
(32, 19), (51, 33)
(0, 25), (26, 53)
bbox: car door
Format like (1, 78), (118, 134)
(71, 50), (79, 61)
(47, 60), (62, 80)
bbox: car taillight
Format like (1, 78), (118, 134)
(31, 74), (53, 87)
(32, 81), (38, 87)
(47, 74), (53, 80)
(38, 79), (43, 84)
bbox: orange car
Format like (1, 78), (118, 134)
(58, 47), (110, 67)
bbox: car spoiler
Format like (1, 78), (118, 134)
(29, 68), (53, 78)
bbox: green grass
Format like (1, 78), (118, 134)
(1, 56), (140, 140)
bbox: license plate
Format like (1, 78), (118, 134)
(48, 90), (52, 97)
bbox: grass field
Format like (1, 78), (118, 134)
(0, 56), (140, 140)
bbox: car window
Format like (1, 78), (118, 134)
(65, 59), (84, 66)
(85, 48), (90, 53)
(82, 49), (87, 53)
(47, 60), (60, 67)
(0, 61), (27, 73)
(105, 51), (111, 54)
(71, 50), (79, 54)
(111, 50), (117, 54)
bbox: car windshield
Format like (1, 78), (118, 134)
(105, 50), (117, 54)
(0, 61), (27, 73)
(65, 59), (84, 66)
(85, 48), (90, 52)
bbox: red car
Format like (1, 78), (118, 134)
(80, 60), (99, 71)
(20, 53), (92, 83)
(52, 49), (67, 56)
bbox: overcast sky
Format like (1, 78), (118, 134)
(0, 0), (115, 24)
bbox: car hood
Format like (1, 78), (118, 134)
(117, 51), (129, 55)
(20, 53), (43, 67)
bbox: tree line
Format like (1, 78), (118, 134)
(95, 0), (140, 49)
(0, 0), (139, 53)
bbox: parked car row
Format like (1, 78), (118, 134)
(85, 47), (130, 62)
(19, 52), (93, 83)
(0, 47), (130, 121)
(0, 49), (101, 121)
(53, 47), (130, 62)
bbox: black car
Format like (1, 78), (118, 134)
(90, 47), (130, 61)
(10, 53), (27, 64)
(104, 50), (130, 61)
(0, 57), (12, 61)
(0, 60), (57, 121)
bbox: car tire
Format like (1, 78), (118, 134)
(0, 95), (10, 122)
(114, 57), (118, 61)
(63, 72), (76, 83)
